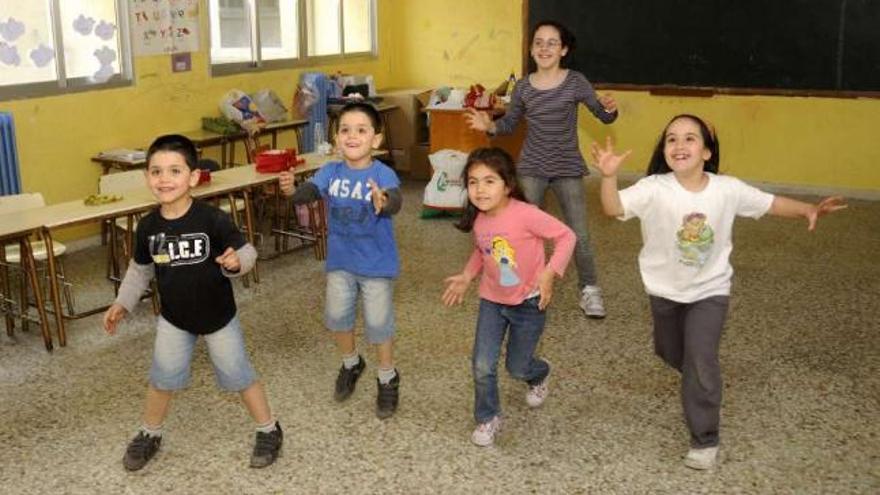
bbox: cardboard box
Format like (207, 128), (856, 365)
(379, 88), (431, 153)
(390, 148), (409, 173)
(408, 144), (432, 181)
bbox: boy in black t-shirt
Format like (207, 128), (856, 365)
(103, 135), (282, 471)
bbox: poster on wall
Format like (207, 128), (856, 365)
(130, 0), (199, 55)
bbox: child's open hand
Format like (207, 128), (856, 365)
(278, 171), (295, 196)
(536, 268), (556, 310)
(368, 178), (388, 215)
(442, 272), (473, 306)
(103, 303), (127, 335)
(215, 247), (241, 272)
(591, 136), (632, 178)
(464, 108), (494, 133)
(598, 93), (618, 113)
(806, 196), (848, 231)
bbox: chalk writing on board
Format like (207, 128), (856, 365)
(130, 0), (199, 56)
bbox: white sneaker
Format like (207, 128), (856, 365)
(684, 446), (719, 470)
(471, 416), (502, 447)
(526, 364), (551, 408)
(579, 285), (606, 319)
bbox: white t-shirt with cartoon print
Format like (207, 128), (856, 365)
(618, 173), (774, 303)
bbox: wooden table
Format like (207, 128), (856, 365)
(41, 153), (333, 347)
(92, 118), (309, 174)
(426, 108), (526, 157)
(0, 212), (73, 351)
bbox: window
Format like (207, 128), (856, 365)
(308, 0), (375, 57)
(209, 0), (375, 75)
(0, 0), (132, 100)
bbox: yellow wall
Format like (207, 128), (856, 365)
(2, 0), (878, 240)
(386, 0), (880, 195)
(0, 0), (398, 239)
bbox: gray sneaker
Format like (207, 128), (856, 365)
(579, 285), (606, 319)
(122, 431), (161, 471)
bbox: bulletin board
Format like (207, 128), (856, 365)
(130, 0), (200, 55)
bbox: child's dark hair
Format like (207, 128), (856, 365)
(146, 134), (198, 170)
(338, 101), (383, 133)
(455, 147), (525, 233)
(528, 20), (576, 71)
(646, 114), (720, 176)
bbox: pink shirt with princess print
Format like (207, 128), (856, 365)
(464, 199), (576, 305)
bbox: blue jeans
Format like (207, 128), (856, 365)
(519, 175), (598, 288)
(150, 315), (257, 392)
(473, 297), (550, 423)
(325, 270), (395, 344)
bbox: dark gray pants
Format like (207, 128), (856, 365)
(649, 295), (729, 448)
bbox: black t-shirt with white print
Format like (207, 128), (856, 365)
(134, 200), (246, 334)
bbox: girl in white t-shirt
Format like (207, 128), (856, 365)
(591, 114), (846, 470)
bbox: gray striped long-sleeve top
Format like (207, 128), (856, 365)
(493, 70), (617, 178)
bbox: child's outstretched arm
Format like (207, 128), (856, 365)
(591, 136), (632, 217)
(368, 178), (402, 216)
(103, 260), (154, 335)
(769, 195), (847, 231)
(442, 249), (482, 306)
(464, 108), (496, 134)
(217, 244), (257, 276)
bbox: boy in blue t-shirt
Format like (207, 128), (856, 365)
(280, 102), (402, 419)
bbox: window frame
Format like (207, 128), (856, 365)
(209, 0), (377, 77)
(0, 0), (134, 101)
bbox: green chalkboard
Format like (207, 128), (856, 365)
(527, 0), (880, 93)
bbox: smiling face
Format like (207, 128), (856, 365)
(530, 24), (568, 71)
(146, 150), (199, 209)
(663, 117), (713, 177)
(466, 163), (511, 216)
(336, 110), (383, 168)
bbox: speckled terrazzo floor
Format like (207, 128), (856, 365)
(1, 179), (878, 494)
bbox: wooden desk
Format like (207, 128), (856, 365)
(0, 213), (64, 351)
(41, 154), (333, 346)
(426, 108), (526, 158)
(92, 119), (309, 174)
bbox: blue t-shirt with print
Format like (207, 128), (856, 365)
(310, 159), (400, 278)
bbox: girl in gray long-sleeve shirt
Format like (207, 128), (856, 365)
(466, 20), (618, 319)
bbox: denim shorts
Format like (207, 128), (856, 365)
(325, 270), (395, 344)
(149, 315), (257, 392)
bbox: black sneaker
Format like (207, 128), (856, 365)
(334, 355), (366, 402)
(249, 422), (283, 468)
(122, 431), (161, 471)
(376, 371), (400, 419)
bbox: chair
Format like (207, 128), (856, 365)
(0, 193), (74, 327)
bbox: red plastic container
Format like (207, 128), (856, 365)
(255, 149), (306, 173)
(197, 169), (211, 185)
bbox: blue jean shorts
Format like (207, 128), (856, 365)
(149, 315), (257, 392)
(325, 270), (395, 344)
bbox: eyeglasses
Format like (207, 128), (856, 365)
(532, 39), (561, 49)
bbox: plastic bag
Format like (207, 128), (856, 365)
(251, 89), (288, 123)
(219, 89), (265, 134)
(292, 83), (318, 120)
(423, 149), (468, 211)
(464, 84), (496, 110)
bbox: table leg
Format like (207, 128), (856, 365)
(21, 237), (52, 351)
(242, 189), (259, 284)
(41, 228), (66, 347)
(1, 246), (13, 337)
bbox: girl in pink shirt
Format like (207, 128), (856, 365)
(443, 148), (576, 447)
